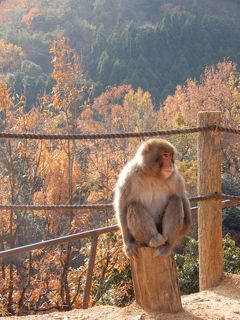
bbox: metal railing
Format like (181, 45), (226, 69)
(0, 197), (239, 308)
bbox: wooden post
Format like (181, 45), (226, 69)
(130, 247), (182, 313)
(82, 235), (98, 309)
(197, 111), (223, 291)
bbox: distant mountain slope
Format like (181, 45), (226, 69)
(0, 0), (240, 103)
(2, 0), (240, 27)
(0, 0), (37, 22)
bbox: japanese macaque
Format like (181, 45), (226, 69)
(114, 138), (191, 258)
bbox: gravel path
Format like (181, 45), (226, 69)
(2, 274), (240, 320)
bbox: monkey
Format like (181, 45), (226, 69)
(114, 138), (192, 258)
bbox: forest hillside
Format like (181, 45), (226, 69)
(0, 0), (240, 106)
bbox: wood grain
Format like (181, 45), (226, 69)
(130, 247), (182, 313)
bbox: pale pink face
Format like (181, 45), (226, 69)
(160, 153), (174, 178)
(162, 153), (173, 170)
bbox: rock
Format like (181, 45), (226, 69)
(131, 315), (144, 320)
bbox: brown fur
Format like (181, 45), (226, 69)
(114, 139), (192, 258)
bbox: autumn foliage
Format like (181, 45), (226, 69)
(0, 40), (25, 73)
(0, 36), (240, 316)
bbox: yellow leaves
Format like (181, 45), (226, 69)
(121, 87), (156, 132)
(178, 160), (197, 195)
(174, 112), (186, 127)
(0, 39), (25, 73)
(22, 109), (40, 131)
(17, 142), (27, 157)
(124, 87), (152, 110)
(0, 81), (13, 112)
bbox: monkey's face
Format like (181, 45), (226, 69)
(160, 153), (175, 178)
(138, 139), (176, 178)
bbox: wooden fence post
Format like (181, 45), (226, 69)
(197, 111), (223, 291)
(130, 247), (182, 313)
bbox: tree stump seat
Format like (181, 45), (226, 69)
(130, 247), (182, 313)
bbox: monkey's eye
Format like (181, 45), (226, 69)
(163, 153), (171, 158)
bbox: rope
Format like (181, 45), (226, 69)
(216, 126), (240, 135)
(0, 204), (112, 211)
(0, 125), (239, 141)
(0, 194), (239, 211)
(0, 125), (239, 209)
(0, 126), (207, 140)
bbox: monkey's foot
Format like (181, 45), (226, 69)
(149, 233), (166, 248)
(124, 242), (138, 258)
(154, 244), (172, 257)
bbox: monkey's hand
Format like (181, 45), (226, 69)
(124, 242), (138, 258)
(149, 233), (166, 248)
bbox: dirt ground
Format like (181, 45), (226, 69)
(2, 274), (240, 320)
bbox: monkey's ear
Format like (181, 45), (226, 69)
(141, 144), (151, 155)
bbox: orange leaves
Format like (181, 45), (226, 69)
(0, 0), (37, 23)
(91, 85), (156, 135)
(50, 37), (86, 113)
(91, 85), (131, 132)
(81, 107), (93, 121)
(160, 60), (239, 128)
(93, 85), (132, 113)
(35, 145), (82, 206)
(158, 60), (240, 196)
(22, 7), (41, 26)
(90, 232), (133, 306)
(32, 248), (44, 257)
(79, 84), (159, 207)
(0, 36), (162, 314)
(71, 213), (89, 232)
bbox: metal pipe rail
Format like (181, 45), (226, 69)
(0, 199), (239, 309)
(0, 198), (239, 259)
(0, 225), (119, 309)
(0, 225), (119, 259)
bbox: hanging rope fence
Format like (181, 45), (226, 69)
(0, 193), (239, 211)
(0, 124), (239, 212)
(0, 125), (239, 141)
